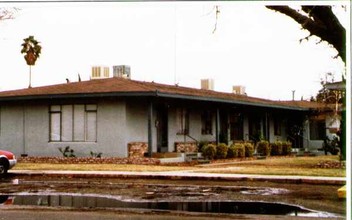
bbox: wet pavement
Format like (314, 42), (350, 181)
(0, 170), (346, 219)
(0, 194), (340, 218)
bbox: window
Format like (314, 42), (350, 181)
(309, 119), (325, 140)
(176, 108), (189, 135)
(49, 104), (97, 142)
(201, 110), (213, 135)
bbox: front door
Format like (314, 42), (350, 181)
(249, 113), (262, 142)
(156, 104), (168, 152)
(229, 113), (244, 141)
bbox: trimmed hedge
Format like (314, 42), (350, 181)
(198, 141), (208, 153)
(227, 145), (236, 158)
(228, 143), (245, 158)
(270, 141), (283, 156)
(244, 142), (254, 157)
(256, 140), (270, 156)
(216, 143), (228, 159)
(202, 143), (217, 160)
(282, 141), (292, 155)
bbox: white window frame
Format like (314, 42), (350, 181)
(49, 104), (97, 142)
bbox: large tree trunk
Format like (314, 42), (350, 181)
(266, 6), (346, 63)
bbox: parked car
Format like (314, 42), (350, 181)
(0, 150), (17, 175)
(0, 195), (13, 205)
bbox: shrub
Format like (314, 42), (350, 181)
(227, 146), (236, 158)
(256, 140), (270, 156)
(58, 146), (75, 157)
(282, 141), (292, 155)
(202, 143), (217, 160)
(216, 143), (228, 159)
(198, 141), (208, 153)
(244, 142), (254, 157)
(228, 143), (245, 158)
(270, 141), (283, 156)
(235, 143), (245, 158)
(90, 151), (103, 158)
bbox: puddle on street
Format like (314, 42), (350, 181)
(0, 194), (338, 218)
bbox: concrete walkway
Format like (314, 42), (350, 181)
(10, 170), (346, 185)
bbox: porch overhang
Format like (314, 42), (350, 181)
(154, 91), (310, 111)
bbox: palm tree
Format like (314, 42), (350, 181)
(21, 35), (42, 88)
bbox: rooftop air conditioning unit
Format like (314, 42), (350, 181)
(113, 65), (131, 79)
(201, 79), (214, 90)
(91, 66), (110, 79)
(232, 85), (246, 95)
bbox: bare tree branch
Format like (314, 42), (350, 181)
(212, 6), (220, 34)
(0, 8), (19, 21)
(266, 5), (346, 63)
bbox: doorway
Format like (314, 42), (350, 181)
(156, 104), (168, 152)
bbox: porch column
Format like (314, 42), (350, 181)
(265, 113), (270, 141)
(147, 101), (153, 157)
(216, 108), (220, 145)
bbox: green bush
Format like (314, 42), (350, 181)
(58, 146), (75, 157)
(256, 140), (270, 156)
(198, 141), (208, 153)
(227, 145), (236, 158)
(216, 143), (228, 159)
(228, 143), (245, 158)
(282, 141), (292, 155)
(90, 151), (102, 158)
(270, 141), (283, 156)
(244, 142), (254, 157)
(235, 143), (246, 158)
(202, 143), (217, 160)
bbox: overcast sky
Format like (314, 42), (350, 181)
(0, 2), (348, 100)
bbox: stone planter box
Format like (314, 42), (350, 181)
(128, 142), (148, 158)
(175, 142), (198, 153)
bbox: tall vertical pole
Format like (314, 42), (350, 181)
(148, 101), (153, 158)
(265, 113), (269, 141)
(22, 105), (26, 155)
(216, 108), (220, 145)
(28, 65), (32, 88)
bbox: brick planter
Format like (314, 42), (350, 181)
(175, 142), (198, 153)
(128, 142), (148, 158)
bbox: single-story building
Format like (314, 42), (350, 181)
(0, 76), (333, 157)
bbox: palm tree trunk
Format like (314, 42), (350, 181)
(28, 65), (32, 88)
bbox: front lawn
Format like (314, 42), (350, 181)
(13, 155), (345, 177)
(198, 155), (345, 177)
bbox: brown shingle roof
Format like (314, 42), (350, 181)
(0, 77), (325, 110)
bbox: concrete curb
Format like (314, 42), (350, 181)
(10, 170), (346, 185)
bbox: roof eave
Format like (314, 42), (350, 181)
(156, 92), (309, 111)
(0, 90), (310, 111)
(0, 91), (157, 102)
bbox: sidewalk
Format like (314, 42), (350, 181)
(10, 169), (346, 185)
